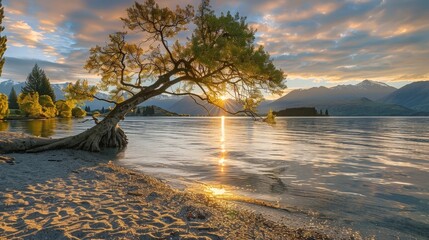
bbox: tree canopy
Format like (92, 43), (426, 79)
(17, 92), (42, 118)
(0, 0), (6, 77)
(55, 100), (74, 118)
(22, 64), (56, 101)
(72, 0), (285, 117)
(0, 93), (8, 119)
(39, 95), (56, 118)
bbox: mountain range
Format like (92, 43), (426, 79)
(1, 79), (429, 116)
(260, 80), (429, 116)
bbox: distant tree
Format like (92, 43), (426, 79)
(0, 93), (9, 119)
(136, 107), (141, 115)
(101, 107), (105, 114)
(86, 106), (91, 112)
(40, 75), (56, 101)
(325, 109), (329, 116)
(22, 64), (56, 101)
(8, 87), (19, 109)
(0, 0), (7, 76)
(17, 92), (42, 118)
(319, 109), (323, 116)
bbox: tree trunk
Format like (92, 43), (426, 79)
(26, 117), (127, 152)
(2, 90), (159, 153)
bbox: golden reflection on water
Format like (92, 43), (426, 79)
(26, 119), (57, 137)
(1, 118), (75, 137)
(208, 187), (226, 196)
(0, 121), (9, 131)
(219, 116), (227, 173)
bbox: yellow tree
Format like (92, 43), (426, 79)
(17, 92), (42, 118)
(55, 100), (74, 118)
(12, 0), (285, 152)
(0, 93), (8, 119)
(39, 95), (56, 118)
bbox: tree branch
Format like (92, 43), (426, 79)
(91, 95), (117, 105)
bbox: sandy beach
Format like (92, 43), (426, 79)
(0, 149), (337, 240)
(0, 130), (371, 239)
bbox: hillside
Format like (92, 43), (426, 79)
(138, 95), (183, 110)
(382, 81), (429, 112)
(128, 105), (180, 116)
(321, 98), (418, 116)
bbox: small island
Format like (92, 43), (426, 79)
(273, 107), (329, 116)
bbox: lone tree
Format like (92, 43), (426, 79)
(0, 0), (7, 76)
(22, 64), (56, 101)
(7, 0), (285, 153)
(8, 87), (18, 109)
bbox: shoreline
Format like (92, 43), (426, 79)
(0, 149), (342, 239)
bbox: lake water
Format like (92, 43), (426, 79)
(2, 117), (429, 239)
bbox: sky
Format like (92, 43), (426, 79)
(1, 0), (429, 92)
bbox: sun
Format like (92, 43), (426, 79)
(219, 95), (228, 101)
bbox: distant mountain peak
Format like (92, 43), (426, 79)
(0, 79), (19, 85)
(357, 79), (392, 88)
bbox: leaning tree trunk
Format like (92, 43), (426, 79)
(1, 90), (159, 153)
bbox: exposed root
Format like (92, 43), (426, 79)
(1, 123), (128, 153)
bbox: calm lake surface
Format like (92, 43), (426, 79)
(2, 117), (429, 239)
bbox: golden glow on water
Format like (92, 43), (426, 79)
(219, 116), (227, 172)
(208, 187), (226, 196)
(220, 116), (225, 142)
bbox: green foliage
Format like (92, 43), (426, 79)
(78, 0), (285, 119)
(8, 87), (19, 109)
(22, 64), (56, 101)
(0, 0), (6, 77)
(264, 109), (276, 124)
(187, 0), (285, 106)
(55, 100), (75, 118)
(0, 93), (9, 119)
(17, 92), (42, 118)
(72, 107), (86, 118)
(64, 79), (97, 104)
(39, 95), (56, 118)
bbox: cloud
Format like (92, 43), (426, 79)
(1, 0), (428, 87)
(6, 21), (44, 48)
